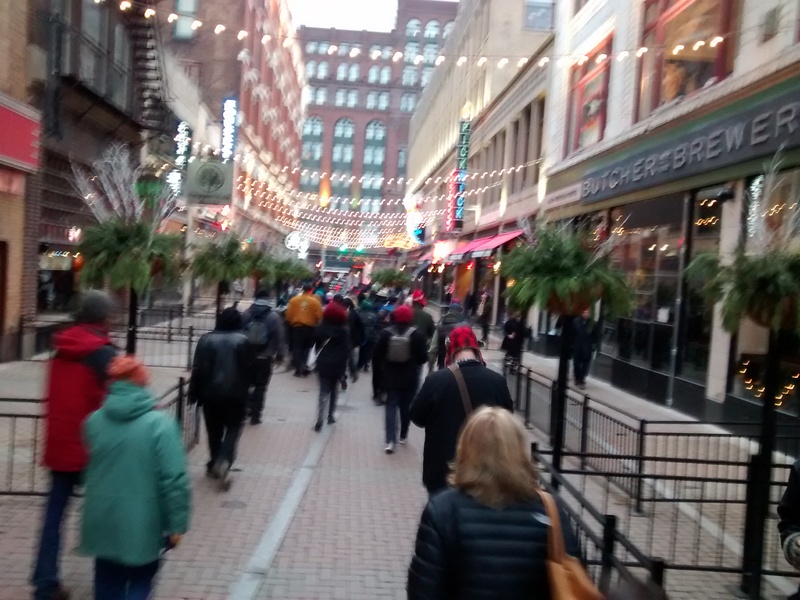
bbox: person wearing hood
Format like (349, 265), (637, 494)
(242, 289), (285, 425)
(189, 307), (254, 490)
(80, 356), (190, 600)
(428, 300), (468, 371)
(357, 298), (379, 374)
(373, 305), (429, 454)
(411, 291), (435, 346)
(33, 290), (117, 600)
(312, 303), (351, 431)
(410, 326), (514, 496)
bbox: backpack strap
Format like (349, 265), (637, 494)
(448, 363), (473, 416)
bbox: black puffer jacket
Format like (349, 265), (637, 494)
(407, 489), (581, 600)
(313, 322), (350, 379)
(189, 331), (255, 405)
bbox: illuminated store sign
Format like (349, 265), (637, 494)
(167, 121), (192, 195)
(221, 98), (238, 162)
(446, 119), (471, 233)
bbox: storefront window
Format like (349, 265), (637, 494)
(601, 195), (685, 373)
(567, 37), (612, 154)
(637, 0), (734, 122)
(730, 169), (800, 414)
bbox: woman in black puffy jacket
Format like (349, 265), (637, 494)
(407, 407), (581, 600)
(312, 303), (350, 431)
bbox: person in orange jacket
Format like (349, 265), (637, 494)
(285, 284), (323, 376)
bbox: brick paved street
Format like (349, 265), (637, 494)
(1, 346), (799, 598)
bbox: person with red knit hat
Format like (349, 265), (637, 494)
(372, 305), (429, 454)
(311, 302), (351, 431)
(410, 326), (513, 495)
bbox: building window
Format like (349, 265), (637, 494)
(366, 91), (378, 109)
(402, 66), (418, 86)
(426, 21), (441, 40)
(382, 46), (393, 59)
(398, 148), (407, 172)
(363, 147), (385, 166)
(348, 64), (360, 81)
(404, 42), (419, 63)
(423, 44), (438, 64)
(380, 66), (392, 84)
(306, 61), (317, 79)
(332, 144), (354, 164)
(334, 118), (355, 139)
(443, 21), (455, 39)
(406, 18), (422, 38)
(365, 120), (386, 141)
(315, 88), (327, 105)
(336, 63), (348, 81)
(306, 41), (318, 54)
(338, 43), (350, 56)
(335, 89), (346, 106)
(525, 1), (555, 31)
(636, 0), (734, 122)
(303, 117), (323, 137)
(318, 42), (330, 55)
(574, 0), (589, 14)
(173, 0), (197, 40)
(421, 67), (434, 86)
(401, 93), (416, 112)
(567, 37), (612, 153)
(370, 44), (382, 57)
(302, 141), (323, 162)
(317, 61), (329, 79)
(347, 90), (358, 107)
(368, 65), (380, 83)
(378, 92), (390, 110)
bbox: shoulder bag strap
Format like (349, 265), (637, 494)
(448, 363), (473, 417)
(539, 491), (566, 564)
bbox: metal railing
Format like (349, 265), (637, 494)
(0, 378), (198, 496)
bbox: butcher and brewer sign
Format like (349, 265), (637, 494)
(580, 84), (800, 204)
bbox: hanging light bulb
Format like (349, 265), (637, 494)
(538, 57), (549, 66)
(143, 8), (155, 18)
(215, 24), (226, 34)
(457, 56), (467, 66)
(636, 47), (648, 57)
(477, 56), (487, 67)
(435, 55), (446, 65)
(262, 34), (271, 44)
(393, 51), (403, 62)
(710, 36), (724, 48)
(237, 30), (248, 40)
(119, 0), (131, 9)
(191, 20), (203, 30)
(498, 57), (509, 68)
(616, 51), (629, 61)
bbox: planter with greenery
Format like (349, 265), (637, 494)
(501, 223), (633, 481)
(74, 144), (179, 354)
(191, 235), (251, 315)
(272, 257), (313, 295)
(370, 268), (412, 289)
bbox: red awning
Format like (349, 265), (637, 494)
(470, 229), (524, 256)
(417, 251), (432, 262)
(450, 235), (496, 259)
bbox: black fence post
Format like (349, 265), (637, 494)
(740, 453), (760, 596)
(599, 515), (617, 594)
(549, 379), (558, 446)
(17, 315), (24, 360)
(650, 558), (666, 588)
(515, 367), (523, 412)
(176, 377), (185, 425)
(525, 371), (532, 428)
(635, 420), (647, 514)
(580, 396), (591, 470)
(167, 308), (173, 343)
(186, 326), (194, 371)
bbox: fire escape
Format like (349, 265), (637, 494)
(127, 1), (171, 136)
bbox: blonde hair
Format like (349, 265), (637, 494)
(448, 407), (539, 508)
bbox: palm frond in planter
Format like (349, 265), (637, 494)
(191, 235), (251, 285)
(370, 268), (412, 288)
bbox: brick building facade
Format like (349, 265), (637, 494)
(296, 0), (457, 246)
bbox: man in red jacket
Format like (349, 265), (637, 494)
(32, 290), (116, 600)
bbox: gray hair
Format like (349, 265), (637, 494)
(74, 290), (115, 325)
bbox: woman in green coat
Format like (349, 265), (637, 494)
(80, 356), (191, 600)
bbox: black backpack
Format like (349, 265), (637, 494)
(245, 310), (271, 349)
(361, 311), (379, 342)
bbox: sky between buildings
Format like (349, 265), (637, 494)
(288, 0), (458, 31)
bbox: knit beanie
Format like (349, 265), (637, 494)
(392, 305), (414, 325)
(446, 325), (485, 366)
(216, 307), (243, 331)
(108, 355), (149, 387)
(74, 290), (115, 325)
(323, 302), (348, 325)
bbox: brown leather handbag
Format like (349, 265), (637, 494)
(539, 491), (605, 600)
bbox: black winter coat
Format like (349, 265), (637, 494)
(778, 458), (800, 544)
(407, 488), (581, 600)
(372, 325), (429, 391)
(189, 331), (255, 405)
(313, 322), (350, 379)
(410, 360), (514, 492)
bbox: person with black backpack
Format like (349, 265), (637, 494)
(358, 299), (379, 372)
(241, 289), (285, 425)
(372, 305), (428, 454)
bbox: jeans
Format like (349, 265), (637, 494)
(32, 471), (82, 600)
(94, 558), (159, 600)
(385, 387), (414, 444)
(248, 357), (273, 420)
(573, 353), (591, 384)
(203, 401), (245, 469)
(292, 326), (315, 374)
(317, 375), (339, 425)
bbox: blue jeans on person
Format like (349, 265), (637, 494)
(32, 471), (82, 600)
(94, 558), (159, 600)
(385, 387), (415, 444)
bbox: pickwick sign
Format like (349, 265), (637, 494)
(580, 85), (800, 204)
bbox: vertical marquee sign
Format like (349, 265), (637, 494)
(221, 97), (238, 162)
(446, 119), (471, 233)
